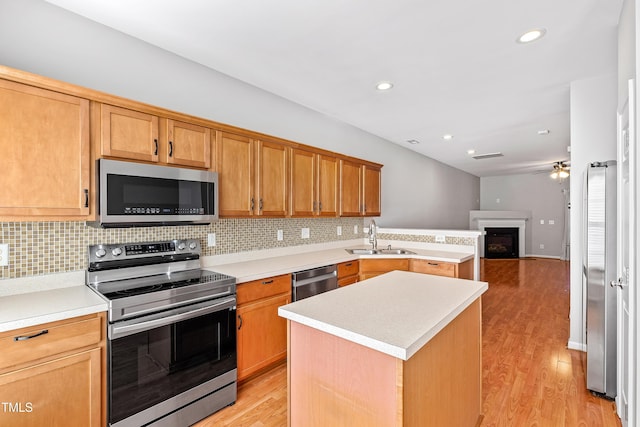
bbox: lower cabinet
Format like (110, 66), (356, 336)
(236, 274), (291, 381)
(410, 258), (474, 280)
(359, 258), (474, 281)
(0, 312), (105, 427)
(359, 259), (410, 281)
(337, 260), (359, 287)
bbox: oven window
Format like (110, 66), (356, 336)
(109, 308), (236, 424)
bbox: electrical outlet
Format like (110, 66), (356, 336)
(539, 244), (545, 249)
(207, 233), (216, 247)
(337, 226), (342, 236)
(354, 225), (358, 234)
(496, 198), (500, 204)
(435, 235), (446, 243)
(0, 244), (8, 266)
(301, 228), (310, 239)
(277, 230), (283, 241)
(540, 219), (545, 225)
(549, 220), (555, 225)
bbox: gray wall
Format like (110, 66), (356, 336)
(480, 174), (570, 258)
(0, 0), (479, 230)
(568, 73), (617, 350)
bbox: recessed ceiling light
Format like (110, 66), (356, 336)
(517, 28), (546, 44)
(442, 134), (453, 141)
(376, 81), (393, 91)
(406, 139), (420, 144)
(467, 149), (476, 155)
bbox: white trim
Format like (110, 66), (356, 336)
(568, 340), (587, 352)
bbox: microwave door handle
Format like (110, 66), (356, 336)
(110, 297), (236, 340)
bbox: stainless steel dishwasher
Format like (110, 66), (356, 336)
(292, 264), (338, 301)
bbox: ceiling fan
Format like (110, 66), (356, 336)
(550, 161), (570, 179)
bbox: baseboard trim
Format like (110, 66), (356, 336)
(567, 340), (586, 352)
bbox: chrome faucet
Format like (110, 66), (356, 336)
(368, 219), (378, 250)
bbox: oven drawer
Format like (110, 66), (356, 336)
(0, 313), (103, 371)
(237, 274), (291, 304)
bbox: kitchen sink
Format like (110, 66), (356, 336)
(345, 248), (416, 255)
(346, 249), (379, 255)
(378, 249), (416, 255)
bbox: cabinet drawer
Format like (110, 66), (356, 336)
(359, 259), (409, 273)
(411, 259), (455, 277)
(0, 314), (103, 371)
(237, 274), (291, 305)
(337, 260), (359, 278)
(338, 275), (359, 287)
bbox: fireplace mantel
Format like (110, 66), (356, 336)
(469, 211), (531, 258)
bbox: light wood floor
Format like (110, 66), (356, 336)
(196, 258), (621, 426)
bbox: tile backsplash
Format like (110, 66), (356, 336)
(0, 218), (365, 279)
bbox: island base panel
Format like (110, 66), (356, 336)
(287, 298), (482, 426)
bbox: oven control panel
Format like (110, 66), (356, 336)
(89, 239), (201, 263)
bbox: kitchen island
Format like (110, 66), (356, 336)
(278, 270), (488, 426)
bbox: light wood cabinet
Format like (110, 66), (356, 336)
(236, 274), (291, 381)
(99, 104), (211, 168)
(340, 160), (382, 217)
(216, 131), (288, 217)
(163, 119), (211, 168)
(410, 258), (474, 280)
(0, 313), (105, 426)
(359, 257), (473, 281)
(0, 79), (90, 219)
(290, 148), (339, 217)
(337, 260), (359, 287)
(339, 159), (362, 216)
(362, 165), (381, 217)
(359, 258), (410, 281)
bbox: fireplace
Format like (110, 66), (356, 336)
(484, 227), (519, 259)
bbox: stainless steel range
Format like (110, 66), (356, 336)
(86, 239), (237, 427)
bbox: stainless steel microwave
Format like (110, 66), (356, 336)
(90, 159), (218, 228)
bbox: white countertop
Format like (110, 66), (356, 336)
(0, 285), (107, 333)
(205, 245), (473, 284)
(278, 270), (488, 361)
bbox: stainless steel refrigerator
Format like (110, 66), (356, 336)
(583, 161), (617, 398)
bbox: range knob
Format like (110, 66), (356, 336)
(112, 247), (123, 257)
(177, 243), (186, 250)
(189, 242), (197, 250)
(95, 248), (107, 258)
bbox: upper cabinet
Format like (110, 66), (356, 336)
(0, 66), (382, 221)
(99, 104), (211, 169)
(99, 104), (159, 163)
(340, 160), (382, 217)
(290, 148), (339, 217)
(216, 131), (288, 217)
(362, 164), (381, 216)
(163, 119), (211, 169)
(0, 79), (90, 219)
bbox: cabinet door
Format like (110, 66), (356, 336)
(340, 160), (362, 216)
(290, 148), (316, 217)
(165, 119), (211, 169)
(317, 154), (339, 217)
(237, 293), (290, 381)
(216, 131), (255, 216)
(0, 80), (90, 218)
(0, 348), (102, 427)
(256, 140), (288, 217)
(362, 165), (381, 216)
(100, 104), (159, 162)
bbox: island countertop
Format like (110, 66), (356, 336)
(278, 270), (488, 360)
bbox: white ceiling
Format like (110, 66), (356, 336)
(45, 0), (623, 177)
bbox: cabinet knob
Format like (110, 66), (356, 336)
(14, 329), (48, 342)
(237, 314), (243, 330)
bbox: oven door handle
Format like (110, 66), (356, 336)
(109, 296), (236, 340)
